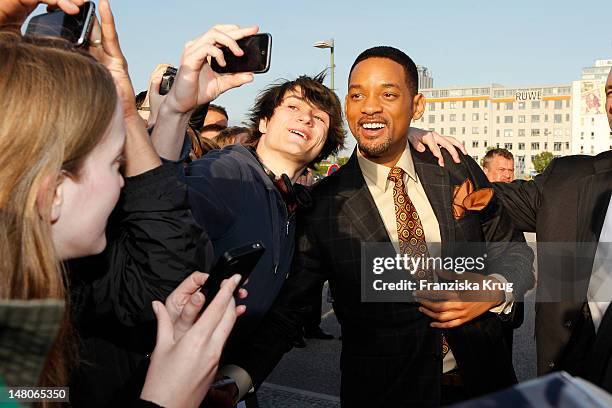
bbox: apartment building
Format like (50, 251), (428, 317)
(571, 59), (612, 155)
(414, 84), (572, 176)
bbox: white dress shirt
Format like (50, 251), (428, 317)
(587, 197), (612, 332)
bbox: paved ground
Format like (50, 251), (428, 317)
(257, 284), (537, 407)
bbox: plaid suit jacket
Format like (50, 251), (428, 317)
(236, 145), (534, 407)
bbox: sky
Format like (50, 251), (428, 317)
(31, 0), (612, 153)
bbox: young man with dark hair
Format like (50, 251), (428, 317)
(221, 46), (534, 407)
(183, 74), (345, 405)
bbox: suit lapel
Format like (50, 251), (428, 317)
(338, 152), (390, 243)
(576, 158), (612, 286)
(411, 147), (455, 245)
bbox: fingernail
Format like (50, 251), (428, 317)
(232, 274), (242, 285)
(191, 292), (204, 305)
(152, 302), (159, 314)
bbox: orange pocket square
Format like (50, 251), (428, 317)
(452, 179), (494, 220)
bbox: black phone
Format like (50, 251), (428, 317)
(200, 241), (265, 307)
(210, 33), (272, 74)
(25, 2), (96, 47)
(159, 66), (177, 96)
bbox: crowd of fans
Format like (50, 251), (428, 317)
(1, 1), (612, 408)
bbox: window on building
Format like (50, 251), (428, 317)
(554, 142), (562, 151)
(472, 113), (479, 121)
(472, 155), (478, 162)
(440, 128), (444, 134)
(554, 114), (562, 123)
(554, 100), (563, 109)
(518, 129), (526, 137)
(429, 102), (435, 111)
(462, 127), (466, 135)
(484, 141), (488, 147)
(450, 114), (456, 122)
(496, 103), (500, 110)
(504, 116), (513, 123)
(496, 116), (500, 124)
(450, 127), (456, 135)
(566, 100), (570, 108)
(428, 115), (435, 124)
(505, 143), (513, 150)
(496, 130), (500, 137)
(441, 102), (445, 109)
(473, 100), (480, 108)
(484, 101), (488, 108)
(566, 114), (570, 121)
(505, 102), (513, 110)
(544, 142), (548, 150)
(545, 114), (549, 122)
(518, 143), (525, 150)
(544, 101), (549, 108)
(462, 114), (466, 121)
(484, 113), (488, 121)
(531, 101), (540, 109)
(496, 143), (500, 148)
(484, 126), (488, 134)
(531, 115), (540, 123)
(565, 142), (570, 149)
(449, 101), (456, 109)
(532, 129), (540, 137)
(462, 101), (466, 109)
(531, 142), (540, 150)
(518, 102), (526, 110)
(518, 115), (525, 123)
(472, 127), (480, 134)
(472, 141), (479, 148)
(504, 129), (513, 137)
(441, 115), (444, 122)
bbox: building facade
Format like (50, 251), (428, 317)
(414, 84), (572, 176)
(417, 65), (434, 89)
(571, 59), (612, 155)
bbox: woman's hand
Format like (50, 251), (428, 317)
(141, 273), (247, 408)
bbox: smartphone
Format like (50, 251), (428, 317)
(200, 242), (265, 307)
(25, 2), (96, 47)
(159, 66), (177, 96)
(210, 33), (272, 74)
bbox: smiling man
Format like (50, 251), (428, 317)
(184, 74), (344, 406)
(225, 47), (533, 407)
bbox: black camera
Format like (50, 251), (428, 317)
(159, 66), (177, 95)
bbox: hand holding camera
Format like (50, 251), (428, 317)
(162, 24), (260, 116)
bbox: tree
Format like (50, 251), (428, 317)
(532, 151), (554, 174)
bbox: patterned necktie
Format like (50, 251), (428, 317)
(387, 166), (449, 357)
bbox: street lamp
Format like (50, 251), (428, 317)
(313, 38), (335, 92)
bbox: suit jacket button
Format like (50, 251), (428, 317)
(549, 362), (556, 369)
(564, 320), (572, 329)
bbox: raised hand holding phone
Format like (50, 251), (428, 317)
(163, 24), (259, 115)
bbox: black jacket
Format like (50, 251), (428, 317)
(185, 144), (294, 350)
(69, 162), (212, 407)
(493, 151), (612, 389)
(232, 147), (534, 407)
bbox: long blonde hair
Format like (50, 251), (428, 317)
(0, 32), (118, 387)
